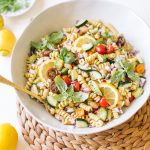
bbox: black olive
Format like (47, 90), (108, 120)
(116, 36), (126, 47)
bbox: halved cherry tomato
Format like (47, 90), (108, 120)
(73, 81), (80, 92)
(96, 45), (107, 54)
(107, 44), (114, 54)
(62, 75), (71, 86)
(99, 96), (109, 107)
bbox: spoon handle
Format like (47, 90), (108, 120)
(0, 75), (43, 102)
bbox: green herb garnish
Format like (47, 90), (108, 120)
(50, 76), (89, 103)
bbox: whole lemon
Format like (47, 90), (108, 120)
(0, 28), (16, 56)
(0, 123), (18, 150)
(0, 15), (4, 30)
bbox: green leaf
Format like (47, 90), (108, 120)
(67, 85), (74, 96)
(64, 56), (75, 64)
(127, 71), (139, 81)
(103, 32), (111, 38)
(111, 69), (126, 83)
(54, 76), (67, 93)
(72, 92), (89, 102)
(123, 62), (135, 72)
(60, 47), (67, 57)
(31, 41), (42, 50)
(53, 94), (68, 102)
(49, 31), (64, 44)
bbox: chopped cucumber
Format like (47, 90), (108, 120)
(118, 81), (131, 87)
(76, 118), (88, 128)
(89, 81), (102, 95)
(47, 96), (58, 107)
(132, 88), (144, 98)
(31, 84), (38, 95)
(97, 108), (107, 121)
(71, 70), (78, 81)
(78, 65), (93, 72)
(82, 43), (94, 52)
(61, 68), (68, 75)
(90, 71), (102, 80)
(55, 58), (64, 70)
(75, 19), (88, 28)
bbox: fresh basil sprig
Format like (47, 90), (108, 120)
(30, 31), (64, 52)
(111, 60), (139, 83)
(59, 47), (75, 64)
(51, 76), (89, 103)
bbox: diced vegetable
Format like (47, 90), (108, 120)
(71, 70), (78, 81)
(82, 43), (94, 52)
(89, 81), (102, 95)
(76, 118), (88, 128)
(107, 44), (114, 54)
(132, 88), (144, 98)
(97, 108), (107, 121)
(47, 96), (58, 107)
(62, 75), (71, 86)
(135, 64), (145, 74)
(75, 19), (88, 28)
(99, 97), (109, 107)
(61, 68), (68, 75)
(54, 59), (64, 70)
(73, 81), (80, 92)
(96, 45), (107, 54)
(89, 71), (102, 80)
(31, 84), (38, 95)
(75, 108), (85, 117)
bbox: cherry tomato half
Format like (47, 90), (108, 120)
(96, 45), (107, 55)
(99, 96), (109, 107)
(62, 75), (71, 86)
(107, 44), (114, 54)
(73, 81), (80, 92)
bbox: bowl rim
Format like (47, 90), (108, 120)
(11, 0), (150, 135)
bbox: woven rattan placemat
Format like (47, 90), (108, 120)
(17, 97), (150, 150)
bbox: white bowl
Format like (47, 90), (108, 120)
(11, 0), (150, 135)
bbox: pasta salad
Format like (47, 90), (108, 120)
(24, 19), (146, 128)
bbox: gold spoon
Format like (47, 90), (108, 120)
(0, 75), (43, 102)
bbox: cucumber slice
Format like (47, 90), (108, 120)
(97, 108), (107, 121)
(47, 96), (58, 107)
(132, 88), (144, 98)
(90, 71), (102, 80)
(75, 19), (88, 28)
(89, 81), (102, 95)
(78, 65), (93, 72)
(31, 84), (38, 95)
(82, 43), (94, 52)
(76, 118), (88, 128)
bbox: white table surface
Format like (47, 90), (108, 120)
(0, 0), (150, 149)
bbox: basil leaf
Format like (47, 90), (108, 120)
(72, 92), (89, 103)
(123, 62), (135, 72)
(103, 32), (111, 38)
(64, 56), (75, 64)
(54, 76), (67, 93)
(53, 94), (68, 102)
(127, 71), (139, 81)
(59, 47), (67, 60)
(31, 41), (42, 50)
(49, 31), (63, 44)
(111, 69), (125, 83)
(67, 85), (75, 97)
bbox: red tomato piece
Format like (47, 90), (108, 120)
(73, 81), (80, 92)
(96, 45), (107, 54)
(99, 96), (109, 107)
(62, 75), (71, 86)
(107, 44), (114, 54)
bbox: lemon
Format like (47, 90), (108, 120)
(73, 35), (95, 52)
(0, 15), (4, 30)
(99, 82), (120, 108)
(0, 123), (18, 150)
(0, 28), (16, 56)
(39, 60), (54, 81)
